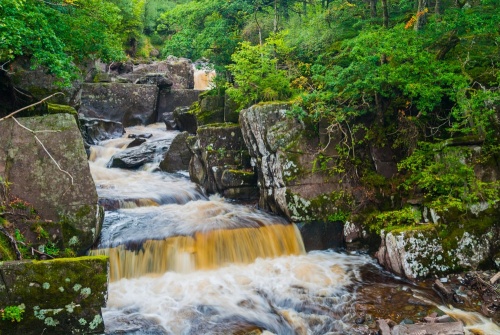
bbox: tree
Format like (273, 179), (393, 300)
(0, 0), (125, 84)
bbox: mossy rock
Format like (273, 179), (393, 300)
(0, 256), (108, 334)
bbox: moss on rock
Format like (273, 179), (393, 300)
(0, 256), (108, 334)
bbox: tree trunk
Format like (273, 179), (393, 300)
(274, 0), (278, 33)
(435, 0), (441, 14)
(382, 0), (389, 27)
(370, 0), (377, 18)
(414, 0), (427, 31)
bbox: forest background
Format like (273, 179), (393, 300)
(1, 0), (499, 229)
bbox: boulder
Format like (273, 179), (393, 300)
(164, 56), (195, 89)
(375, 223), (498, 279)
(79, 83), (158, 127)
(157, 89), (201, 123)
(108, 139), (171, 169)
(0, 256), (108, 334)
(298, 221), (345, 251)
(173, 106), (198, 134)
(78, 116), (125, 145)
(134, 73), (173, 90)
(159, 132), (192, 172)
(188, 123), (257, 200)
(119, 57), (194, 89)
(197, 95), (225, 126)
(0, 111), (102, 255)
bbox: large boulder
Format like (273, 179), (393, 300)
(79, 83), (158, 127)
(0, 110), (102, 255)
(157, 89), (201, 124)
(173, 106), (198, 134)
(159, 132), (192, 172)
(0, 256), (108, 334)
(376, 223), (499, 279)
(78, 116), (125, 145)
(113, 57), (195, 89)
(189, 124), (258, 200)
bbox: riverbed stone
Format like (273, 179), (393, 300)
(108, 139), (171, 169)
(157, 89), (201, 124)
(0, 256), (108, 335)
(0, 111), (102, 255)
(78, 116), (125, 145)
(159, 132), (192, 172)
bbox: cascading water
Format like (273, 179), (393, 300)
(89, 124), (499, 335)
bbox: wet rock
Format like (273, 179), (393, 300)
(128, 133), (153, 139)
(0, 256), (108, 335)
(79, 116), (125, 145)
(159, 132), (192, 172)
(434, 279), (453, 300)
(108, 139), (171, 169)
(127, 137), (147, 148)
(376, 319), (391, 335)
(188, 123), (257, 200)
(298, 221), (345, 251)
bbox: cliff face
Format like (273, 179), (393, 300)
(237, 102), (500, 278)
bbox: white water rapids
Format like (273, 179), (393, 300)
(88, 124), (500, 335)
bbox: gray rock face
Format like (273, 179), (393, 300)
(240, 103), (347, 220)
(115, 57), (194, 89)
(0, 112), (102, 254)
(108, 139), (171, 169)
(9, 58), (81, 106)
(189, 124), (257, 200)
(159, 132), (192, 172)
(79, 83), (158, 127)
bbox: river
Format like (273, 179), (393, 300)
(88, 124), (499, 335)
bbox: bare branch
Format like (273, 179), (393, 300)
(12, 117), (74, 185)
(0, 226), (23, 260)
(0, 61), (13, 74)
(0, 92), (64, 122)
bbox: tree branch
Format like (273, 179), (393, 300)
(0, 227), (23, 260)
(12, 117), (74, 185)
(0, 92), (64, 122)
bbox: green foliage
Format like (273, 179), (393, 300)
(327, 210), (349, 222)
(1, 304), (25, 323)
(398, 142), (500, 212)
(157, 0), (252, 70)
(226, 33), (294, 108)
(0, 0), (125, 84)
